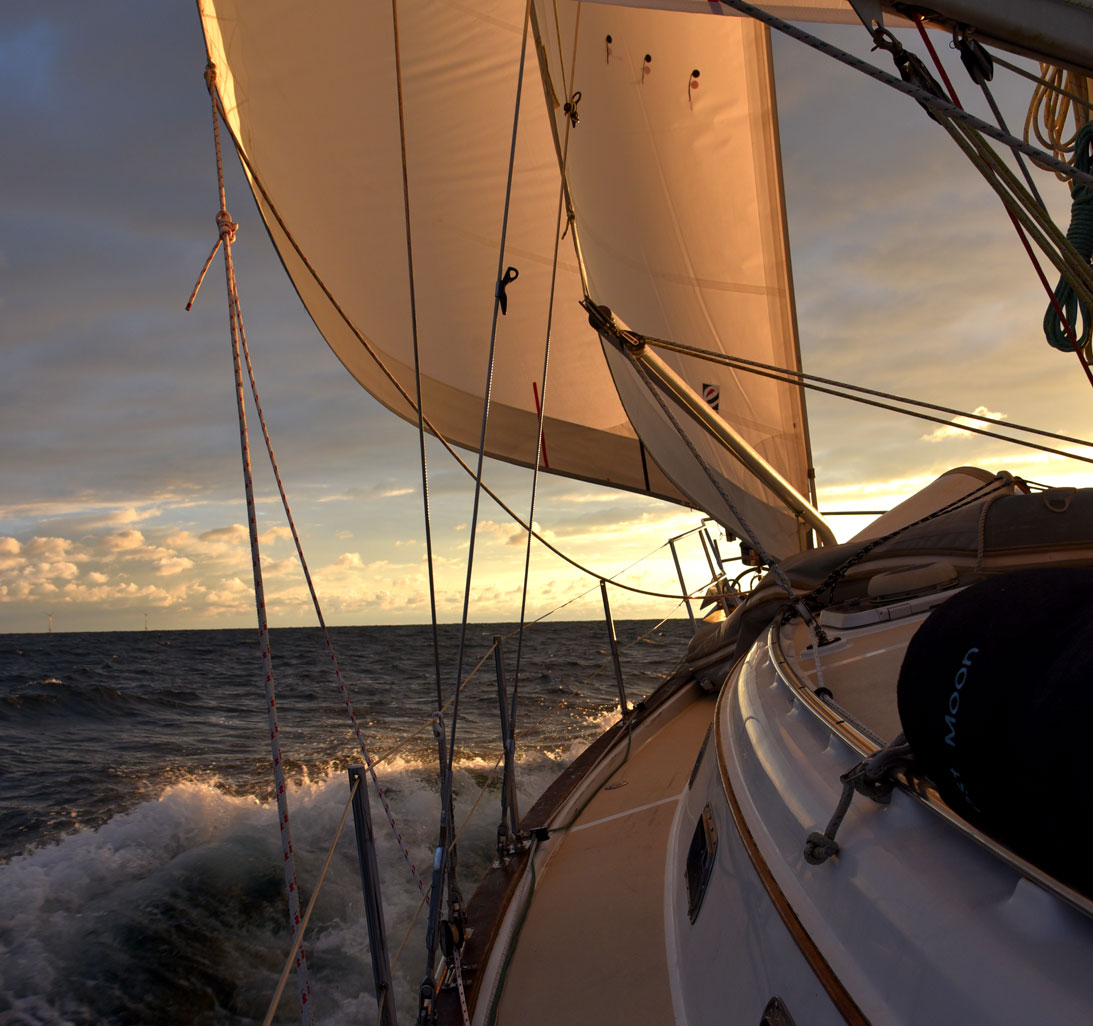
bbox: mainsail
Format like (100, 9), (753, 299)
(198, 0), (816, 559)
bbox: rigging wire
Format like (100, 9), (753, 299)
(714, 0), (1093, 189)
(389, 0), (444, 715)
(429, 1), (535, 1008)
(509, 2), (584, 823)
(202, 88), (697, 602)
(927, 88), (1093, 379)
(639, 337), (1093, 465)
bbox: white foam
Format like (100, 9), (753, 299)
(0, 747), (583, 1026)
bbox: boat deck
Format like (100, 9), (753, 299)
(494, 689), (716, 1025)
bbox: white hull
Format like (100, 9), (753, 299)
(467, 478), (1093, 1024)
(669, 618), (1093, 1024)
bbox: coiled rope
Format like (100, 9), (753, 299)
(1044, 122), (1093, 352)
(902, 17), (1093, 368)
(1025, 64), (1092, 179)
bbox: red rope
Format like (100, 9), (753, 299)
(195, 65), (433, 908)
(913, 16), (1093, 388)
(202, 67), (314, 1022)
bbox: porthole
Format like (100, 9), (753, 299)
(685, 803), (717, 922)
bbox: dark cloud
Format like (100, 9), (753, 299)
(1, 3), (414, 523)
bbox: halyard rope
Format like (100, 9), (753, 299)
(715, 0), (1093, 189)
(197, 62), (313, 1025)
(905, 16), (1093, 370)
(193, 63), (433, 911)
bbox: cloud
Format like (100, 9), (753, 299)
(921, 406), (1008, 443)
(198, 525), (248, 544)
(259, 525), (292, 545)
(102, 529), (147, 553)
(154, 555), (195, 576)
(25, 536), (80, 559)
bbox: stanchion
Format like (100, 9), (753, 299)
(493, 636), (520, 853)
(349, 766), (398, 1026)
(599, 581), (629, 715)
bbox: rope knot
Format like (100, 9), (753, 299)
(217, 209), (238, 243)
(804, 831), (841, 865)
(803, 736), (914, 866)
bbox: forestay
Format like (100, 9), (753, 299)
(198, 0), (815, 559)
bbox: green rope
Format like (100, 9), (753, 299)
(1045, 122), (1093, 352)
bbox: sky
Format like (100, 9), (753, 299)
(2, 4), (1090, 633)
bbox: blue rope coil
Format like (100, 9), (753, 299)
(1044, 122), (1093, 352)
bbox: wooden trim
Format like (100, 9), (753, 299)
(713, 677), (871, 1026)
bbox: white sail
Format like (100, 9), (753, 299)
(534, 1), (813, 557)
(198, 0), (814, 558)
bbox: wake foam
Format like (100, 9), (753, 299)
(0, 746), (588, 1025)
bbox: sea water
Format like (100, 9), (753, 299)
(0, 620), (691, 1025)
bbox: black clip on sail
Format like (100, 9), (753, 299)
(563, 90), (581, 127)
(496, 266), (519, 315)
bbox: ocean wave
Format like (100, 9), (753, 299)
(0, 682), (205, 722)
(0, 751), (572, 1026)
